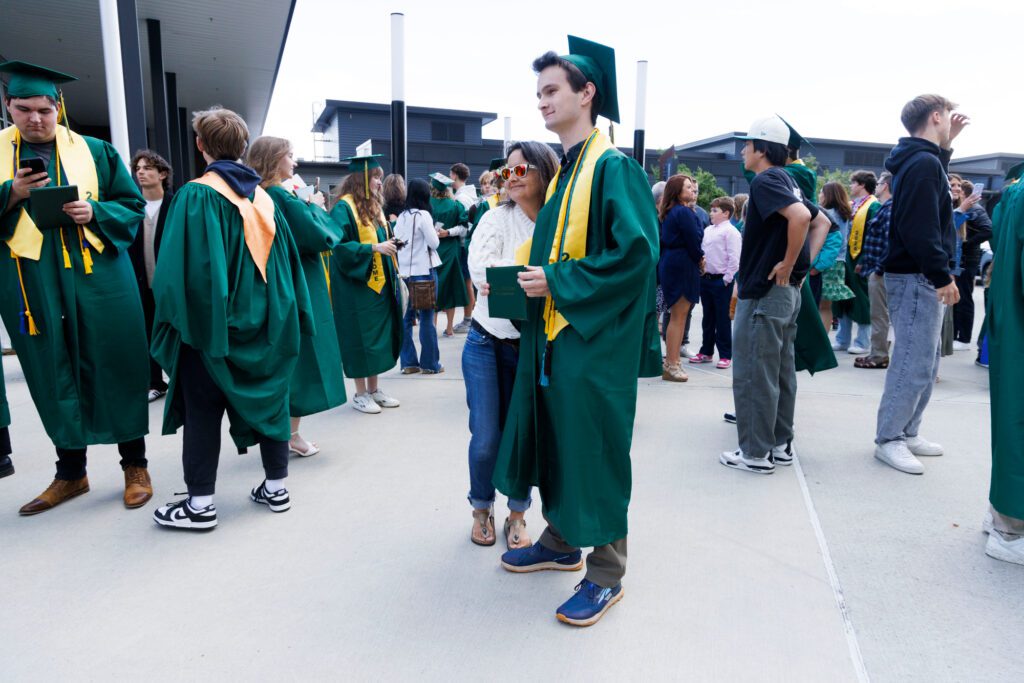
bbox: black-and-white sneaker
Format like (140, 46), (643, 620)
(723, 413), (737, 424)
(771, 440), (796, 466)
(153, 498), (217, 530)
(251, 481), (291, 512)
(720, 448), (775, 474)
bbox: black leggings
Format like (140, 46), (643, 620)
(178, 345), (288, 496)
(953, 267), (977, 344)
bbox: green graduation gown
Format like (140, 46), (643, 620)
(493, 149), (661, 549)
(328, 201), (402, 379)
(430, 197), (469, 310)
(744, 163), (837, 374)
(987, 179), (1024, 519)
(151, 182), (313, 448)
(0, 136), (148, 448)
(266, 186), (347, 416)
(833, 200), (880, 325)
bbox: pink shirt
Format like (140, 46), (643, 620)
(701, 221), (742, 283)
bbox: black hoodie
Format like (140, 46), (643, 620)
(882, 137), (956, 288)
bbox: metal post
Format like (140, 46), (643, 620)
(165, 72), (183, 188)
(389, 13), (407, 179)
(178, 107), (191, 179)
(503, 116), (511, 155)
(116, 0), (147, 159)
(146, 19), (171, 161)
(97, 0), (132, 165)
(633, 60), (648, 165)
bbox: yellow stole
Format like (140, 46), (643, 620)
(340, 194), (386, 294)
(192, 173), (276, 282)
(848, 195), (879, 260)
(487, 194), (500, 210)
(514, 128), (614, 341)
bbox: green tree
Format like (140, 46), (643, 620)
(675, 163), (728, 210)
(816, 166), (852, 196)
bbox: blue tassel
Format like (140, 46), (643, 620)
(19, 310), (28, 335)
(539, 344), (550, 387)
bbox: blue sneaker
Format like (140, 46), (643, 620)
(556, 579), (624, 627)
(500, 542), (583, 573)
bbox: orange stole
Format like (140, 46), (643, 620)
(192, 173), (276, 281)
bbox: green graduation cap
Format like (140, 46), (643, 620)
(344, 154), (384, 198)
(488, 158), (506, 172)
(0, 60), (76, 100)
(1005, 161), (1024, 184)
(429, 172), (454, 192)
(777, 115), (814, 151)
(562, 36), (619, 124)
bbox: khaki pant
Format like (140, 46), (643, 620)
(539, 514), (627, 588)
(868, 272), (891, 359)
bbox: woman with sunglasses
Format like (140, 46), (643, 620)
(463, 141), (559, 548)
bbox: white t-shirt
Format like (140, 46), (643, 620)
(145, 198), (163, 219)
(467, 204), (536, 339)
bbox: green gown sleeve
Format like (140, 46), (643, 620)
(0, 180), (23, 241)
(84, 138), (145, 253)
(544, 154), (659, 342)
(328, 201), (375, 280)
(271, 187), (341, 255)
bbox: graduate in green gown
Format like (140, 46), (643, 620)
(246, 136), (347, 457)
(0, 61), (152, 515)
(983, 167), (1024, 564)
(151, 107), (313, 530)
(328, 155), (403, 415)
(492, 37), (661, 627)
(832, 170), (881, 350)
(429, 173), (470, 336)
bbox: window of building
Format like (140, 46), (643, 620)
(431, 122), (465, 142)
(843, 149), (886, 168)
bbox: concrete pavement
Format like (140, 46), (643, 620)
(0, 293), (1019, 681)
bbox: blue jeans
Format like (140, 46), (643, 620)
(399, 274), (441, 372)
(875, 273), (943, 445)
(462, 326), (530, 511)
(836, 316), (870, 349)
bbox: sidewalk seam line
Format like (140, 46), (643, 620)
(793, 454), (871, 683)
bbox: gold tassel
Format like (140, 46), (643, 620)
(364, 164), (369, 199)
(59, 90), (74, 143)
(321, 252), (331, 302)
(13, 255), (40, 336)
(59, 230), (72, 269)
(77, 227), (93, 274)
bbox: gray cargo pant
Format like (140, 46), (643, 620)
(732, 284), (801, 459)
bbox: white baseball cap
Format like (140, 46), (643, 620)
(737, 115), (790, 146)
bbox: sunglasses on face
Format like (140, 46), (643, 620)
(499, 163), (537, 180)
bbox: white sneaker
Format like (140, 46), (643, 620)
(848, 344), (869, 355)
(720, 449), (774, 475)
(831, 341), (848, 351)
(370, 389), (400, 408)
(771, 441), (795, 466)
(874, 441), (924, 475)
(952, 341), (972, 352)
(351, 393), (382, 414)
(985, 530), (1024, 566)
(680, 345), (698, 360)
(906, 435), (943, 456)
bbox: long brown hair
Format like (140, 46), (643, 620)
(245, 136), (292, 189)
(336, 167), (385, 225)
(821, 181), (853, 221)
(659, 174), (695, 222)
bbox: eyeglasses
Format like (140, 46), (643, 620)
(499, 163), (537, 180)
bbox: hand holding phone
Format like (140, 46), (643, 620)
(970, 182), (984, 197)
(12, 160), (50, 202)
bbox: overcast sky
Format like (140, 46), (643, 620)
(263, 0), (1024, 164)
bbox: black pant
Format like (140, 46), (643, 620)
(179, 345), (288, 497)
(55, 437), (147, 481)
(808, 272), (823, 306)
(699, 276), (733, 359)
(0, 426), (11, 457)
(140, 285), (168, 391)
(953, 267), (977, 344)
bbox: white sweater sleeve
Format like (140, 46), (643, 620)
(467, 209), (504, 288)
(418, 211), (440, 250)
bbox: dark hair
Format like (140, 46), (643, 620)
(821, 181), (853, 221)
(752, 139), (789, 167)
(449, 163), (470, 182)
(850, 170), (877, 194)
(404, 178), (432, 213)
(504, 140), (559, 207)
(532, 50), (602, 126)
(659, 174), (695, 221)
(710, 196), (735, 217)
(131, 149), (173, 192)
(900, 94), (957, 135)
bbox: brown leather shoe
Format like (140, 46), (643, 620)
(19, 477), (90, 516)
(123, 466), (153, 509)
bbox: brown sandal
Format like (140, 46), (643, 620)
(504, 517), (531, 550)
(854, 356), (889, 369)
(471, 510), (495, 546)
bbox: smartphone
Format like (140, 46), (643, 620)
(970, 182), (984, 197)
(315, 177), (321, 194)
(19, 158), (46, 175)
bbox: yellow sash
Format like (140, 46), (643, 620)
(340, 194), (386, 294)
(192, 172), (276, 282)
(848, 195), (879, 260)
(0, 124), (104, 260)
(487, 194), (500, 210)
(513, 128), (614, 341)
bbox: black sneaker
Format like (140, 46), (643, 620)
(251, 481), (290, 512)
(153, 498), (217, 530)
(771, 440), (796, 466)
(0, 455), (13, 479)
(723, 412), (737, 424)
